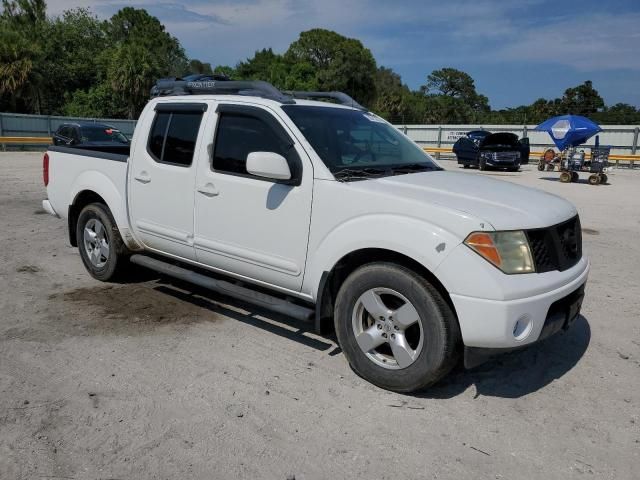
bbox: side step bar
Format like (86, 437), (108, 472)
(130, 254), (314, 322)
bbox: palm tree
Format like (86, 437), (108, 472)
(109, 44), (157, 119)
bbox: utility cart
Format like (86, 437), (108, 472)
(534, 115), (609, 186)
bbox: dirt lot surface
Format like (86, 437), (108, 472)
(1, 152), (639, 479)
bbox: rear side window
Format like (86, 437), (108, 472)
(147, 111), (203, 166)
(212, 113), (289, 175)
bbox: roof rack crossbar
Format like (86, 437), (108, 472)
(151, 79), (295, 104)
(151, 77), (366, 110)
(287, 91), (366, 110)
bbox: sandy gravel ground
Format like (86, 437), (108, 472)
(1, 152), (639, 480)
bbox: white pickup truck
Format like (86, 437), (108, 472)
(42, 79), (589, 392)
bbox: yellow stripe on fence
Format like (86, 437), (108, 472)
(0, 136), (52, 144)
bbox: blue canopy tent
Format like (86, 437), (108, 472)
(534, 115), (602, 151)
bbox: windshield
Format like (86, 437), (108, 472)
(81, 126), (129, 144)
(282, 106), (440, 179)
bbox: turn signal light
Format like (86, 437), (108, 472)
(465, 232), (502, 267)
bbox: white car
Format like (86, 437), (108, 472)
(42, 79), (589, 392)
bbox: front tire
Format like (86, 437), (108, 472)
(76, 203), (130, 281)
(334, 263), (460, 393)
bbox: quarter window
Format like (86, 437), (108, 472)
(212, 113), (290, 175)
(147, 111), (203, 166)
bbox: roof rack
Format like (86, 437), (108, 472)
(150, 77), (367, 111)
(150, 78), (295, 104)
(286, 91), (366, 111)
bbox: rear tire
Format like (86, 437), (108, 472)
(601, 174), (608, 184)
(479, 158), (487, 171)
(537, 162), (545, 171)
(588, 174), (601, 186)
(462, 164), (470, 169)
(76, 203), (130, 281)
(334, 263), (460, 393)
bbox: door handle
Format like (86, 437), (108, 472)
(197, 182), (219, 197)
(134, 172), (151, 184)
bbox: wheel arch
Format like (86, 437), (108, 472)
(68, 190), (109, 247)
(314, 247), (457, 335)
(67, 170), (140, 250)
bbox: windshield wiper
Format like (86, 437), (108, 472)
(333, 167), (388, 182)
(389, 163), (440, 175)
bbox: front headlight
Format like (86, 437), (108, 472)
(464, 230), (535, 274)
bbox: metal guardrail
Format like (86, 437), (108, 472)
(1, 137), (638, 167)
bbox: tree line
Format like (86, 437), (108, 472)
(2, 0), (639, 124)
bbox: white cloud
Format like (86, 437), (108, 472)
(496, 13), (640, 70)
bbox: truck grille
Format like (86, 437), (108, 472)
(492, 151), (520, 162)
(526, 215), (582, 273)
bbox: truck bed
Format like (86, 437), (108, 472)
(45, 145), (131, 246)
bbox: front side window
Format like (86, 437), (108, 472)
(147, 111), (203, 166)
(282, 105), (441, 180)
(212, 113), (289, 175)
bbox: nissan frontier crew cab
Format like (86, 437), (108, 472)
(42, 79), (589, 393)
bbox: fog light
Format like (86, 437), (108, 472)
(512, 314), (532, 341)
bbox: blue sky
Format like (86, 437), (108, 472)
(47, 0), (640, 109)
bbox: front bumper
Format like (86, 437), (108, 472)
(463, 283), (585, 368)
(450, 258), (589, 349)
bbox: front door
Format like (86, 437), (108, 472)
(193, 103), (313, 292)
(129, 103), (207, 260)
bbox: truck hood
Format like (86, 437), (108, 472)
(356, 171), (577, 231)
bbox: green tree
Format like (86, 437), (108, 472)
(186, 59), (213, 75)
(0, 0), (47, 112)
(422, 67), (489, 113)
(285, 29), (377, 105)
(107, 7), (187, 78)
(560, 80), (604, 116)
(63, 83), (115, 118)
(41, 8), (105, 114)
(108, 44), (158, 119)
(370, 67), (412, 123)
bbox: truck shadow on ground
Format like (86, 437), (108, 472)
(152, 278), (335, 352)
(418, 315), (591, 399)
(93, 273), (591, 399)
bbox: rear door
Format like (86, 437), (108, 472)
(193, 103), (313, 292)
(128, 103), (207, 260)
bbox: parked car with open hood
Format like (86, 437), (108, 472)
(453, 130), (530, 171)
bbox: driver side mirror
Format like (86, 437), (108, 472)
(246, 151), (292, 182)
